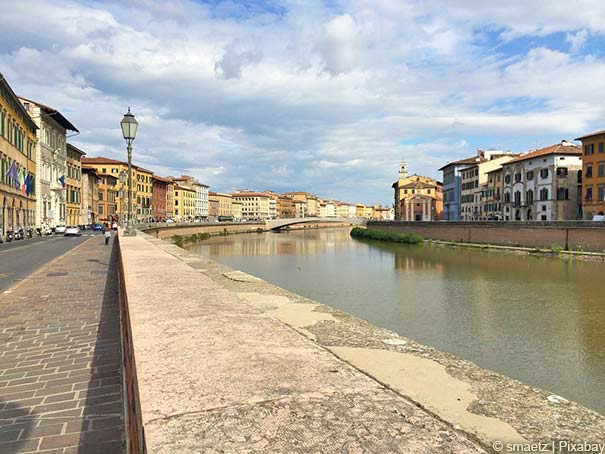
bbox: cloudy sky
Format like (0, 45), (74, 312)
(2, 0), (605, 205)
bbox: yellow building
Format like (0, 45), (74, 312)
(215, 193), (233, 220)
(174, 184), (196, 219)
(575, 130), (605, 218)
(232, 199), (242, 220)
(232, 192), (271, 220)
(355, 203), (366, 218)
(166, 182), (175, 220)
(81, 156), (155, 223)
(66, 144), (84, 226)
(392, 161), (443, 221)
(1, 74), (38, 233)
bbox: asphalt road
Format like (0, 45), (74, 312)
(0, 233), (100, 293)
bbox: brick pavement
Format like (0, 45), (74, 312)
(0, 235), (125, 453)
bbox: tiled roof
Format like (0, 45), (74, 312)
(575, 130), (605, 141)
(81, 156), (154, 174)
(504, 142), (581, 165)
(18, 96), (79, 132)
(438, 156), (484, 171)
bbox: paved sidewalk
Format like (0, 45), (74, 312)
(0, 235), (125, 453)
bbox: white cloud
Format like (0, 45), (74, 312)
(1, 0), (604, 205)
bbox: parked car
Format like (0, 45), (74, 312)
(166, 218), (175, 223)
(91, 223), (103, 231)
(55, 225), (67, 234)
(64, 226), (81, 237)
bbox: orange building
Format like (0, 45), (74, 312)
(575, 130), (605, 218)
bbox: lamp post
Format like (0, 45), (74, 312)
(120, 108), (138, 236)
(119, 170), (127, 227)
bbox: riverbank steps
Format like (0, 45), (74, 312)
(119, 231), (604, 453)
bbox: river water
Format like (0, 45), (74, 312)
(186, 227), (605, 414)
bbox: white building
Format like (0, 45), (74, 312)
(194, 181), (209, 219)
(501, 141), (582, 221)
(19, 97), (78, 228)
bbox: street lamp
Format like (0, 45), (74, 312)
(120, 108), (138, 236)
(119, 170), (127, 227)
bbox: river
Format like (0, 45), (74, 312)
(186, 227), (605, 414)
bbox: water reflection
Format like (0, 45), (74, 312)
(188, 228), (605, 414)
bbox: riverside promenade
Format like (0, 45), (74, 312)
(0, 236), (125, 453)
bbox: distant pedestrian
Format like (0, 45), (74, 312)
(104, 224), (111, 245)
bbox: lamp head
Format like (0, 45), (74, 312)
(120, 107), (138, 141)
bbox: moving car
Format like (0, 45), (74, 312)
(91, 223), (103, 231)
(64, 226), (81, 237)
(55, 225), (67, 234)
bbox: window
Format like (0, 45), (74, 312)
(585, 144), (595, 155)
(540, 188), (549, 201)
(112, 168), (118, 173)
(556, 167), (568, 177)
(586, 165), (593, 178)
(514, 191), (521, 206)
(598, 162), (604, 177)
(526, 189), (534, 204)
(504, 192), (511, 203)
(586, 187), (593, 201)
(526, 171), (534, 181)
(541, 215), (547, 221)
(599, 142), (604, 153)
(598, 185), (604, 202)
(556, 188), (569, 200)
(540, 168), (549, 178)
(504, 174), (511, 184)
(514, 173), (522, 183)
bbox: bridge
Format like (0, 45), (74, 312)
(265, 217), (367, 230)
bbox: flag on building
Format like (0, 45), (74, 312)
(24, 173), (32, 196)
(58, 175), (66, 188)
(19, 169), (26, 195)
(6, 160), (19, 188)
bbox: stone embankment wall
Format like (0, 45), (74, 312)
(368, 221), (605, 252)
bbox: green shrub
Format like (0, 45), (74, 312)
(350, 227), (423, 244)
(550, 243), (564, 254)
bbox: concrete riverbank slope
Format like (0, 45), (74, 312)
(369, 221), (605, 252)
(118, 232), (604, 453)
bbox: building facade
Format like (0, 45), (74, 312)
(232, 192), (271, 220)
(166, 183), (175, 220)
(501, 141), (582, 221)
(152, 176), (169, 221)
(575, 130), (605, 219)
(1, 76), (38, 235)
(81, 166), (100, 225)
(392, 160), (443, 221)
(277, 195), (294, 218)
(97, 174), (118, 222)
(66, 144), (84, 226)
(174, 185), (196, 219)
(439, 157), (483, 221)
(20, 97), (79, 229)
(460, 153), (516, 221)
(208, 192), (219, 220)
(482, 168), (503, 220)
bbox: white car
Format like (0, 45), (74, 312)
(55, 225), (67, 234)
(166, 218), (175, 223)
(64, 226), (81, 237)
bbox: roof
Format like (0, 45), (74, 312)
(18, 96), (79, 132)
(504, 142), (581, 165)
(81, 165), (99, 174)
(82, 156), (155, 174)
(152, 175), (172, 184)
(438, 156), (484, 171)
(174, 184), (195, 192)
(232, 192), (272, 198)
(66, 143), (86, 156)
(575, 130), (605, 141)
(0, 74), (38, 131)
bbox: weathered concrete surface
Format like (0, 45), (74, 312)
(140, 233), (605, 453)
(120, 233), (489, 453)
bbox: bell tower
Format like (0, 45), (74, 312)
(399, 158), (407, 179)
